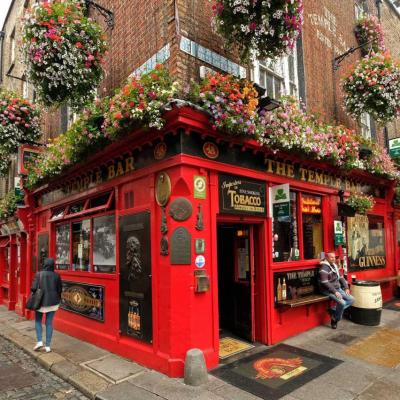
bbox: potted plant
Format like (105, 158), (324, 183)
(342, 52), (400, 124)
(22, 0), (108, 110)
(0, 89), (41, 176)
(345, 192), (375, 215)
(212, 0), (304, 61)
(354, 15), (385, 54)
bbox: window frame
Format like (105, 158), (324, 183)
(54, 210), (116, 274)
(252, 45), (299, 100)
(272, 190), (325, 265)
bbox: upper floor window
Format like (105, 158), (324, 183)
(360, 113), (373, 140)
(355, 0), (368, 20)
(253, 47), (299, 100)
(10, 28), (16, 66)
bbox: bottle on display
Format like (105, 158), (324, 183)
(277, 278), (282, 301)
(282, 278), (287, 300)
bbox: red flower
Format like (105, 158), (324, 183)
(75, 42), (83, 49)
(114, 111), (122, 120)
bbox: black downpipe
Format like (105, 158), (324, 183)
(0, 31), (5, 84)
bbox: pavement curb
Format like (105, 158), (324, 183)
(0, 327), (108, 400)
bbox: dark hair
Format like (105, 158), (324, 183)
(43, 257), (55, 271)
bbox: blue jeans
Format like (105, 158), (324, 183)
(35, 311), (56, 347)
(324, 288), (355, 322)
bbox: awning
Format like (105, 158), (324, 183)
(0, 237), (10, 248)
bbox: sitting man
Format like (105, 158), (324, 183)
(319, 252), (354, 329)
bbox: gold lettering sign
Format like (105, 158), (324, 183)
(40, 155), (135, 206)
(264, 158), (376, 194)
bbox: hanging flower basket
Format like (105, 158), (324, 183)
(0, 90), (41, 176)
(212, 0), (304, 61)
(354, 15), (385, 54)
(345, 192), (375, 215)
(337, 202), (356, 218)
(22, 0), (108, 110)
(342, 52), (400, 124)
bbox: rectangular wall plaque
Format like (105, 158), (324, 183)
(60, 281), (104, 321)
(171, 227), (191, 264)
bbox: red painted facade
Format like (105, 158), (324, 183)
(1, 106), (397, 377)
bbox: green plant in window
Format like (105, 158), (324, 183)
(0, 191), (24, 221)
(346, 192), (375, 215)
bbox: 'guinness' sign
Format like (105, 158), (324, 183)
(219, 174), (266, 216)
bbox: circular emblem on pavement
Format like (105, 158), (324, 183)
(195, 255), (206, 268)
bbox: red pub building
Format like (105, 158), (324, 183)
(0, 0), (399, 378)
(13, 104), (398, 377)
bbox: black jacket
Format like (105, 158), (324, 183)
(31, 267), (62, 307)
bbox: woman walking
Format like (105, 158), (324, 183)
(31, 258), (62, 353)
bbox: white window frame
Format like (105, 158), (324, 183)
(355, 0), (368, 20)
(10, 28), (16, 66)
(360, 113), (372, 139)
(252, 46), (299, 100)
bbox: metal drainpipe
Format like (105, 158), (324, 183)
(0, 31), (5, 84)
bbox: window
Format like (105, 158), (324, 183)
(93, 215), (116, 273)
(23, 76), (29, 99)
(253, 46), (299, 99)
(55, 214), (116, 273)
(347, 214), (385, 271)
(72, 219), (90, 271)
(10, 28), (16, 66)
(273, 191), (323, 262)
(355, 0), (368, 20)
(360, 113), (372, 139)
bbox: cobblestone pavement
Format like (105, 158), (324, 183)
(0, 336), (88, 400)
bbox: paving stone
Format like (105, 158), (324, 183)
(84, 354), (145, 383)
(289, 381), (355, 400)
(69, 370), (109, 399)
(356, 379), (400, 400)
(51, 360), (84, 381)
(95, 381), (163, 400)
(37, 351), (66, 370)
(212, 383), (263, 400)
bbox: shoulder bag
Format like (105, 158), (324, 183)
(26, 272), (44, 311)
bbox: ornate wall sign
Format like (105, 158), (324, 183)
(155, 172), (171, 206)
(154, 142), (167, 160)
(60, 281), (104, 321)
(195, 204), (204, 231)
(160, 206), (168, 234)
(169, 197), (192, 221)
(195, 238), (205, 254)
(171, 227), (191, 264)
(203, 142), (219, 159)
(219, 174), (266, 216)
(119, 212), (152, 342)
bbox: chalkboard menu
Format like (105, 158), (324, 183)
(274, 268), (319, 306)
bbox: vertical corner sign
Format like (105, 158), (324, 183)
(334, 220), (344, 246)
(270, 184), (290, 218)
(389, 138), (400, 159)
(194, 175), (206, 199)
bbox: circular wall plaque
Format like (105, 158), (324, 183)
(155, 172), (171, 206)
(169, 197), (192, 221)
(154, 142), (167, 160)
(203, 142), (219, 159)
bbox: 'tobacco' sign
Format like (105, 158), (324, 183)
(219, 174), (266, 216)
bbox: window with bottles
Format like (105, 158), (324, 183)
(273, 191), (324, 262)
(55, 214), (116, 273)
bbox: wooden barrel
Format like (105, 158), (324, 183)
(350, 281), (382, 326)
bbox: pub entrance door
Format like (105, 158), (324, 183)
(217, 224), (258, 342)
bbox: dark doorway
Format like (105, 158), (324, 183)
(217, 224), (255, 342)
